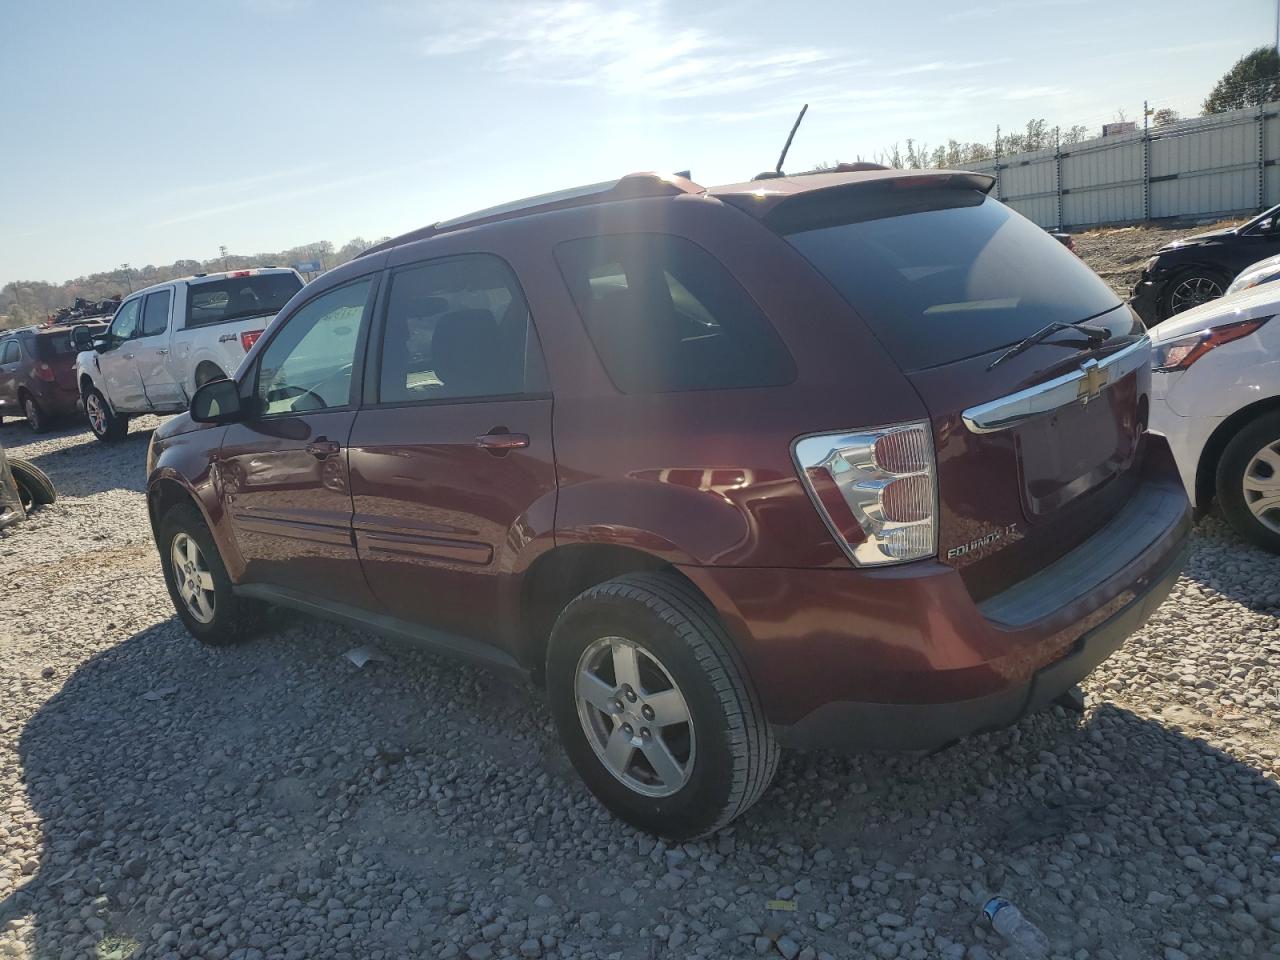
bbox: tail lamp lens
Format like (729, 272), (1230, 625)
(34, 362), (56, 382)
(794, 422), (938, 566)
(240, 329), (264, 352)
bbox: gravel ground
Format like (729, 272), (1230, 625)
(1070, 218), (1244, 300)
(1, 377), (1279, 960)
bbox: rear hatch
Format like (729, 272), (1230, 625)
(33, 329), (89, 390)
(767, 177), (1150, 599)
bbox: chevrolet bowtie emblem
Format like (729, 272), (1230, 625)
(1076, 359), (1108, 405)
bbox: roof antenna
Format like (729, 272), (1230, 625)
(753, 104), (808, 181)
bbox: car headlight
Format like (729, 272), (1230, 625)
(1152, 316), (1271, 372)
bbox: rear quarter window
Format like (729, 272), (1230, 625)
(774, 187), (1122, 371)
(554, 233), (794, 393)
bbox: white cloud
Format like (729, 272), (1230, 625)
(414, 0), (846, 101)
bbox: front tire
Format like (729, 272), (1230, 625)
(159, 503), (261, 644)
(84, 386), (128, 442)
(546, 572), (778, 839)
(1216, 410), (1280, 553)
(1161, 269), (1226, 320)
(8, 458), (56, 508)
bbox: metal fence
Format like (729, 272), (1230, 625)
(967, 101), (1280, 230)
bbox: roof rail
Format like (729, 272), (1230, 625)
(358, 172), (703, 260)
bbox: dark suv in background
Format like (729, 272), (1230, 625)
(146, 169), (1190, 838)
(0, 324), (103, 432)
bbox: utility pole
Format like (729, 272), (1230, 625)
(219, 245), (229, 270)
(119, 263), (133, 293)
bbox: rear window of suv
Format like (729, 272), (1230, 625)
(185, 273), (302, 328)
(772, 185), (1122, 371)
(555, 233), (794, 393)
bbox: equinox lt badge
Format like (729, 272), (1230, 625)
(947, 523), (1019, 560)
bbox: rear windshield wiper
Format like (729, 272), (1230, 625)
(987, 321), (1111, 370)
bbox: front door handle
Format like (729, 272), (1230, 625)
(475, 430), (529, 453)
(122, 353), (135, 360)
(305, 438), (341, 459)
(156, 348), (169, 356)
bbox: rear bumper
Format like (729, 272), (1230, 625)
(679, 439), (1191, 752)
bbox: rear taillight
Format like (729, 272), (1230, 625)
(240, 330), (264, 352)
(34, 362), (56, 382)
(794, 422), (937, 566)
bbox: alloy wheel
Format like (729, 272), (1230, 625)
(574, 636), (695, 798)
(170, 532), (216, 624)
(23, 397), (40, 431)
(1169, 275), (1223, 315)
(1243, 438), (1280, 535)
(86, 393), (106, 435)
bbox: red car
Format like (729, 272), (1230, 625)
(0, 324), (104, 432)
(146, 169), (1190, 838)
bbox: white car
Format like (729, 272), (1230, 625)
(1149, 285), (1280, 552)
(74, 269), (303, 441)
(1225, 252), (1280, 297)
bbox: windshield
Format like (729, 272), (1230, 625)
(184, 273), (302, 328)
(775, 188), (1123, 371)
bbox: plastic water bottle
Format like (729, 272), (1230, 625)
(982, 897), (1049, 958)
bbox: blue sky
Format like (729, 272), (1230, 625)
(0, 0), (1272, 286)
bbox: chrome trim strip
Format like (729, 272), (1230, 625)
(961, 337), (1150, 434)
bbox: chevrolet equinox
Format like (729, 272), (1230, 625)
(146, 170), (1191, 839)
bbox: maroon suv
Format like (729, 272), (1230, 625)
(0, 324), (101, 432)
(146, 170), (1190, 838)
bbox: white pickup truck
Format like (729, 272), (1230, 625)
(74, 268), (303, 441)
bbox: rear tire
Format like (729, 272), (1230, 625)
(1216, 410), (1280, 554)
(159, 503), (261, 644)
(21, 393), (48, 434)
(84, 386), (128, 442)
(8, 458), (56, 508)
(546, 572), (778, 839)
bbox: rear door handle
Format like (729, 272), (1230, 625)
(156, 349), (169, 356)
(122, 353), (135, 360)
(475, 430), (529, 453)
(306, 438), (341, 458)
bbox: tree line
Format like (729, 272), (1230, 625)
(0, 236), (386, 330)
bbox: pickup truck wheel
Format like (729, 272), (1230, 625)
(195, 364), (228, 387)
(21, 394), (49, 434)
(159, 503), (261, 644)
(546, 572), (778, 840)
(85, 387), (128, 442)
(1216, 410), (1280, 554)
(8, 458), (56, 508)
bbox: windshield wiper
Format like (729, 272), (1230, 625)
(987, 321), (1111, 371)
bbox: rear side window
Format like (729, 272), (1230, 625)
(775, 187), (1122, 371)
(0, 341), (18, 364)
(555, 234), (794, 393)
(33, 333), (78, 358)
(375, 254), (542, 404)
(141, 290), (172, 337)
(185, 273), (302, 328)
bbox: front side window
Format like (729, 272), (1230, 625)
(376, 254), (537, 403)
(554, 233), (794, 393)
(109, 298), (143, 341)
(140, 290), (172, 337)
(255, 279), (371, 416)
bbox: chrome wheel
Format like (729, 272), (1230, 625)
(85, 392), (106, 435)
(170, 532), (216, 624)
(575, 636), (695, 798)
(1243, 438), (1280, 534)
(1169, 275), (1223, 315)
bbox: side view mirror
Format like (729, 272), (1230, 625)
(71, 325), (94, 351)
(1260, 217), (1275, 234)
(190, 378), (245, 424)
